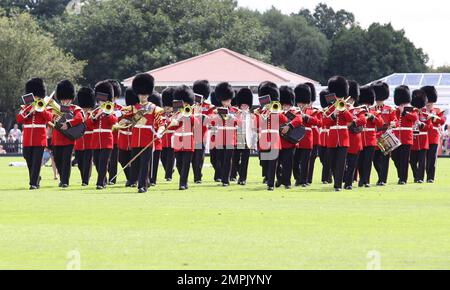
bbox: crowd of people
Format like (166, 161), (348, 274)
(0, 122), (22, 154)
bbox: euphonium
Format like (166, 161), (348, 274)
(101, 101), (115, 115)
(269, 101), (282, 113)
(181, 104), (193, 117)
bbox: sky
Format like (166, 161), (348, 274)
(237, 0), (449, 67)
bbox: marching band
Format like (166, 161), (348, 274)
(16, 74), (447, 192)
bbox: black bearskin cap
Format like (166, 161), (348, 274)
(132, 73), (155, 95)
(76, 87), (95, 109)
(411, 89), (427, 109)
(107, 79), (122, 100)
(394, 85), (411, 106)
(294, 84), (311, 104)
(258, 81), (279, 102)
(148, 91), (162, 107)
(359, 85), (375, 105)
(372, 81), (390, 101)
(25, 78), (46, 99)
(305, 82), (317, 103)
(210, 92), (221, 107)
(161, 87), (175, 107)
(319, 89), (331, 109)
(328, 76), (349, 98)
(94, 80), (114, 102)
(215, 82), (234, 102)
(56, 79), (75, 101)
(174, 85), (194, 106)
(348, 80), (360, 103)
(420, 86), (438, 103)
(236, 88), (253, 107)
(280, 86), (294, 106)
(125, 88), (139, 106)
(193, 80), (211, 99)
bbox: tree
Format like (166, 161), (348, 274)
(0, 0), (72, 20)
(429, 65), (450, 73)
(0, 11), (85, 127)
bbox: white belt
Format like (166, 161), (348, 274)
(320, 129), (329, 133)
(165, 130), (175, 134)
(363, 128), (376, 132)
(261, 129), (279, 134)
(311, 126), (319, 129)
(174, 132), (194, 137)
(393, 127), (412, 131)
(134, 125), (154, 129)
(84, 131), (93, 135)
(415, 132), (428, 136)
(119, 130), (132, 136)
(432, 127), (440, 130)
(305, 127), (312, 131)
(24, 124), (46, 129)
(218, 127), (236, 130)
(330, 126), (348, 130)
(93, 129), (112, 133)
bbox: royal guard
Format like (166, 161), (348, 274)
(148, 91), (163, 186)
(391, 85), (418, 185)
(117, 88), (139, 187)
(305, 82), (321, 185)
(318, 89), (333, 184)
(16, 78), (53, 190)
(160, 87), (176, 182)
(323, 76), (354, 191)
(52, 80), (83, 188)
(293, 84), (318, 187)
(86, 81), (118, 190)
(421, 86), (446, 183)
(372, 81), (397, 186)
(192, 80), (213, 184)
(343, 81), (365, 190)
(232, 88), (254, 185)
(106, 80), (122, 185)
(410, 89), (431, 183)
(170, 85), (200, 190)
(357, 86), (384, 188)
(74, 87), (95, 186)
(129, 73), (165, 193)
(256, 82), (303, 191)
(208, 92), (221, 182)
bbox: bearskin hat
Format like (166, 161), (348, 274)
(94, 80), (114, 102)
(372, 81), (390, 101)
(279, 86), (294, 106)
(319, 89), (331, 109)
(161, 87), (175, 107)
(411, 89), (427, 109)
(358, 86), (375, 105)
(193, 80), (211, 99)
(174, 85), (194, 106)
(348, 80), (360, 103)
(294, 84), (311, 104)
(215, 82), (234, 102)
(210, 92), (221, 107)
(76, 87), (95, 109)
(125, 88), (139, 106)
(132, 73), (155, 95)
(394, 85), (411, 106)
(236, 88), (253, 107)
(305, 82), (317, 103)
(258, 81), (279, 102)
(107, 79), (122, 100)
(231, 90), (239, 107)
(56, 79), (75, 101)
(148, 91), (162, 107)
(420, 86), (438, 103)
(328, 76), (349, 98)
(25, 78), (46, 99)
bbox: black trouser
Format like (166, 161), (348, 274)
(75, 150), (92, 185)
(293, 148), (312, 185)
(410, 149), (427, 182)
(373, 150), (390, 184)
(319, 146), (332, 183)
(210, 148), (221, 181)
(53, 145), (74, 186)
(328, 147), (348, 189)
(307, 145), (319, 184)
(118, 149), (132, 183)
(277, 148), (294, 186)
(216, 148), (234, 184)
(131, 147), (153, 189)
(23, 146), (44, 187)
(192, 148), (205, 182)
(260, 150), (280, 188)
(426, 144), (438, 181)
(392, 144), (411, 183)
(93, 149), (112, 187)
(176, 151), (193, 187)
(149, 150), (161, 184)
(231, 148), (251, 182)
(344, 152), (359, 188)
(161, 147), (175, 180)
(108, 145), (119, 184)
(358, 146), (376, 186)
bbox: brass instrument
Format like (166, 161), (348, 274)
(323, 97), (351, 118)
(422, 111), (441, 121)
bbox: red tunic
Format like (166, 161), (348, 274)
(374, 104), (398, 150)
(362, 110), (384, 148)
(208, 107), (239, 149)
(412, 110), (432, 151)
(74, 111), (94, 151)
(130, 103), (165, 148)
(296, 107), (319, 150)
(161, 112), (174, 149)
(16, 106), (53, 147)
(347, 107), (366, 155)
(323, 107), (353, 148)
(86, 113), (118, 150)
(51, 105), (83, 146)
(171, 115), (200, 152)
(426, 107), (446, 145)
(393, 108), (418, 146)
(311, 108), (322, 146)
(112, 103), (123, 146)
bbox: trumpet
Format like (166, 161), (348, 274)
(323, 96), (351, 118)
(91, 101), (115, 116)
(422, 111), (441, 121)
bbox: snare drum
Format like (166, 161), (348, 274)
(377, 130), (401, 156)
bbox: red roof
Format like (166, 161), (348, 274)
(122, 48), (319, 87)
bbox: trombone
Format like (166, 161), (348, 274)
(323, 96), (351, 118)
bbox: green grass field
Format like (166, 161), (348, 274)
(0, 156), (449, 270)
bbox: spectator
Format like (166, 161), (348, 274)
(0, 145), (6, 155)
(0, 123), (6, 142)
(9, 124), (22, 142)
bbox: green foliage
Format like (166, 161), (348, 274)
(0, 0), (72, 20)
(429, 65), (450, 73)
